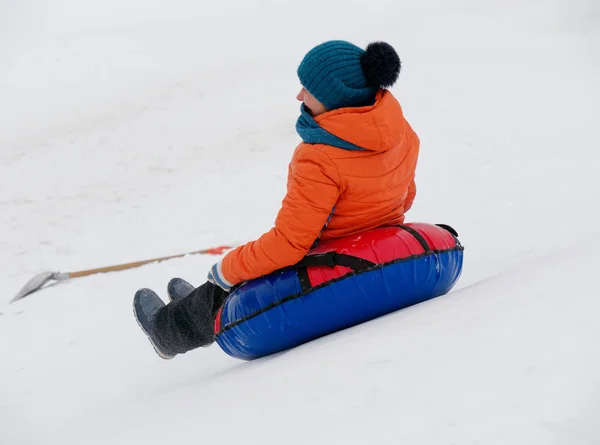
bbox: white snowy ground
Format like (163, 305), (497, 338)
(1, 0), (600, 444)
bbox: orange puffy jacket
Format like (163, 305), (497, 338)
(221, 89), (420, 285)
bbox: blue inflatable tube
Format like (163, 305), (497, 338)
(215, 223), (464, 360)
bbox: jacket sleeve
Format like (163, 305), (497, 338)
(220, 145), (341, 285)
(404, 178), (416, 212)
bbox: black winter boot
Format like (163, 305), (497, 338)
(134, 281), (229, 358)
(167, 278), (195, 302)
(133, 288), (177, 360)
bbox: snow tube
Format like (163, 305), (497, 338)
(215, 223), (464, 360)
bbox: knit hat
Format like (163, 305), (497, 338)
(297, 40), (401, 111)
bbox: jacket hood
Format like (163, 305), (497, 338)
(315, 90), (408, 152)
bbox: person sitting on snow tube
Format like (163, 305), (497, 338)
(133, 39), (421, 359)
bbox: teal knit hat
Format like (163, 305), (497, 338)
(297, 40), (401, 111)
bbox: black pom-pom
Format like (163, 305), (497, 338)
(360, 42), (401, 89)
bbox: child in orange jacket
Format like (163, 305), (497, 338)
(134, 40), (420, 359)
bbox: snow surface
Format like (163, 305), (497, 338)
(2, 0), (600, 443)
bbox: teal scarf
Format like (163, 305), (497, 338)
(295, 104), (366, 151)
